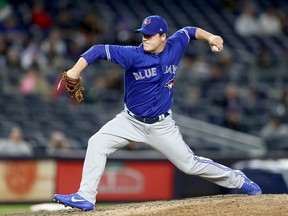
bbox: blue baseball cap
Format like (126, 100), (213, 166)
(135, 15), (168, 35)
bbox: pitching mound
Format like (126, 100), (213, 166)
(18, 194), (288, 216)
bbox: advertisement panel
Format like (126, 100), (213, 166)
(0, 160), (56, 202)
(57, 160), (174, 201)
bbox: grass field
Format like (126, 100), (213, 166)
(0, 204), (31, 214)
(0, 203), (115, 215)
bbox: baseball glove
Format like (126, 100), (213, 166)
(58, 71), (84, 103)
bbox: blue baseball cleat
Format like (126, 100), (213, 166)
(240, 176), (262, 195)
(53, 193), (94, 211)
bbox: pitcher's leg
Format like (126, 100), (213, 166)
(174, 151), (244, 188)
(77, 112), (145, 204)
(181, 153), (261, 194)
(148, 117), (244, 189)
(78, 133), (129, 204)
(54, 112), (148, 210)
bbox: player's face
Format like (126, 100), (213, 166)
(142, 33), (166, 53)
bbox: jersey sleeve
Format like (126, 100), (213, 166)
(81, 45), (106, 64)
(81, 44), (135, 69)
(169, 27), (197, 49)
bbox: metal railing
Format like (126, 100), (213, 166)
(173, 113), (267, 159)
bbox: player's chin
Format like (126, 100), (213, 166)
(143, 45), (152, 52)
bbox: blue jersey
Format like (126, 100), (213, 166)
(81, 27), (197, 117)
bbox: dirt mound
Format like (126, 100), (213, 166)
(13, 194), (288, 216)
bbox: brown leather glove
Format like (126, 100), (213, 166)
(59, 71), (84, 103)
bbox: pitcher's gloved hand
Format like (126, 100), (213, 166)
(58, 71), (84, 103)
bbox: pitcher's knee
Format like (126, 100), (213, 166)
(87, 133), (109, 154)
(179, 165), (194, 175)
(175, 160), (196, 175)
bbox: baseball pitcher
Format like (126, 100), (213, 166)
(54, 15), (262, 211)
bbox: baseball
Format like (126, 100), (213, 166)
(212, 45), (220, 52)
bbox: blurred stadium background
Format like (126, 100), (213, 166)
(0, 0), (288, 209)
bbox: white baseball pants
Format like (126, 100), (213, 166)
(78, 111), (245, 204)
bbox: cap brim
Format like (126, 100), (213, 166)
(134, 28), (157, 35)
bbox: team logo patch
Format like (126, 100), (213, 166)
(143, 19), (151, 26)
(165, 78), (175, 94)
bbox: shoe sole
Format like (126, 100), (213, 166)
(53, 198), (93, 211)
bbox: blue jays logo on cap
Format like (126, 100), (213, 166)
(135, 15), (168, 35)
(143, 18), (151, 26)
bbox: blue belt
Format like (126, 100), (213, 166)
(126, 110), (170, 124)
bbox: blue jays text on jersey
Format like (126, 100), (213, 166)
(81, 27), (197, 117)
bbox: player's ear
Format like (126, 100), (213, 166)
(160, 33), (167, 41)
